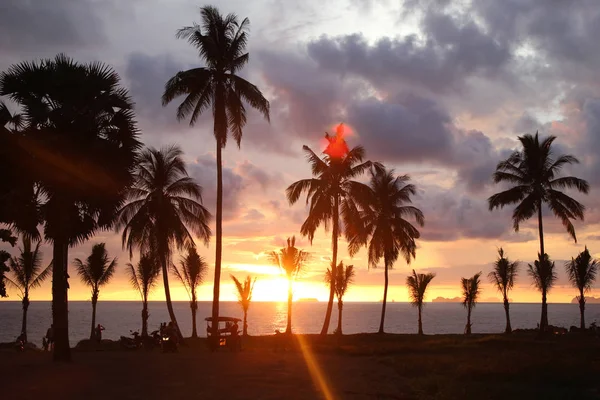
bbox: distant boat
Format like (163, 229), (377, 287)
(297, 297), (319, 303)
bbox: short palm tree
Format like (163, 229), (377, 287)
(0, 230), (17, 298)
(74, 243), (117, 340)
(268, 236), (310, 334)
(1, 54), (140, 361)
(162, 6), (270, 337)
(349, 166), (424, 334)
(489, 133), (589, 260)
(172, 246), (208, 338)
(527, 253), (557, 331)
(6, 237), (52, 338)
(461, 272), (482, 335)
(406, 270), (435, 335)
(230, 274), (256, 336)
(565, 247), (598, 329)
(127, 254), (161, 337)
(287, 125), (372, 335)
(325, 261), (355, 335)
(488, 248), (519, 334)
(116, 145), (211, 339)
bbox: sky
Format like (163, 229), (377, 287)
(2, 0), (600, 304)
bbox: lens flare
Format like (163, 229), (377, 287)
(295, 334), (336, 400)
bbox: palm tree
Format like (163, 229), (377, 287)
(116, 146), (211, 339)
(406, 270), (435, 335)
(349, 166), (424, 334)
(74, 243), (117, 340)
(461, 272), (482, 335)
(325, 261), (355, 335)
(230, 274), (256, 336)
(287, 125), (372, 335)
(565, 247), (598, 329)
(489, 133), (589, 262)
(162, 6), (270, 338)
(528, 253), (557, 331)
(127, 254), (161, 337)
(0, 229), (17, 298)
(1, 54), (140, 361)
(268, 236), (310, 334)
(6, 237), (52, 338)
(172, 246), (208, 338)
(488, 248), (519, 334)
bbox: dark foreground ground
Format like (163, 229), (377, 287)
(2, 333), (600, 400)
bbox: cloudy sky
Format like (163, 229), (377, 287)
(2, 0), (600, 304)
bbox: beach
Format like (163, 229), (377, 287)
(3, 333), (600, 400)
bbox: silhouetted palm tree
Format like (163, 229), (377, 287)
(172, 246), (208, 338)
(127, 254), (161, 337)
(462, 272), (482, 335)
(116, 146), (211, 339)
(488, 248), (519, 334)
(325, 261), (355, 335)
(1, 54), (140, 361)
(406, 270), (435, 335)
(231, 274), (256, 336)
(74, 243), (117, 340)
(6, 237), (52, 338)
(162, 6), (270, 337)
(287, 125), (372, 335)
(268, 236), (310, 334)
(489, 133), (589, 261)
(349, 166), (424, 334)
(0, 230), (17, 298)
(528, 253), (556, 331)
(565, 247), (598, 329)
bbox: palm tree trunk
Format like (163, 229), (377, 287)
(52, 239), (70, 362)
(211, 139), (223, 342)
(465, 306), (472, 335)
(21, 295), (29, 338)
(191, 292), (198, 338)
(90, 290), (98, 340)
(141, 299), (148, 337)
(286, 277), (293, 334)
(579, 289), (585, 330)
(504, 298), (512, 334)
(320, 194), (339, 336)
(540, 289), (548, 331)
(337, 300), (343, 335)
(538, 204), (545, 258)
(418, 304), (423, 335)
(378, 255), (389, 334)
(243, 310), (248, 336)
(160, 252), (182, 340)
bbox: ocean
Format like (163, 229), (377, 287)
(1, 301), (598, 347)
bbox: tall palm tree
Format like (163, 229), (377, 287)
(6, 237), (52, 338)
(230, 274), (256, 336)
(489, 133), (589, 261)
(162, 6), (270, 338)
(406, 270), (435, 335)
(287, 125), (372, 335)
(325, 261), (355, 335)
(127, 254), (161, 337)
(1, 54), (140, 361)
(528, 253), (557, 331)
(565, 247), (598, 329)
(268, 236), (310, 334)
(172, 246), (208, 338)
(461, 272), (482, 335)
(74, 243), (117, 340)
(349, 166), (424, 334)
(116, 146), (211, 339)
(488, 248), (519, 334)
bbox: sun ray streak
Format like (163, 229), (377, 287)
(295, 335), (335, 400)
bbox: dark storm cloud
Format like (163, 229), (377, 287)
(124, 52), (191, 133)
(306, 8), (511, 94)
(0, 0), (106, 52)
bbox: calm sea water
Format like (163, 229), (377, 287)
(1, 301), (599, 346)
